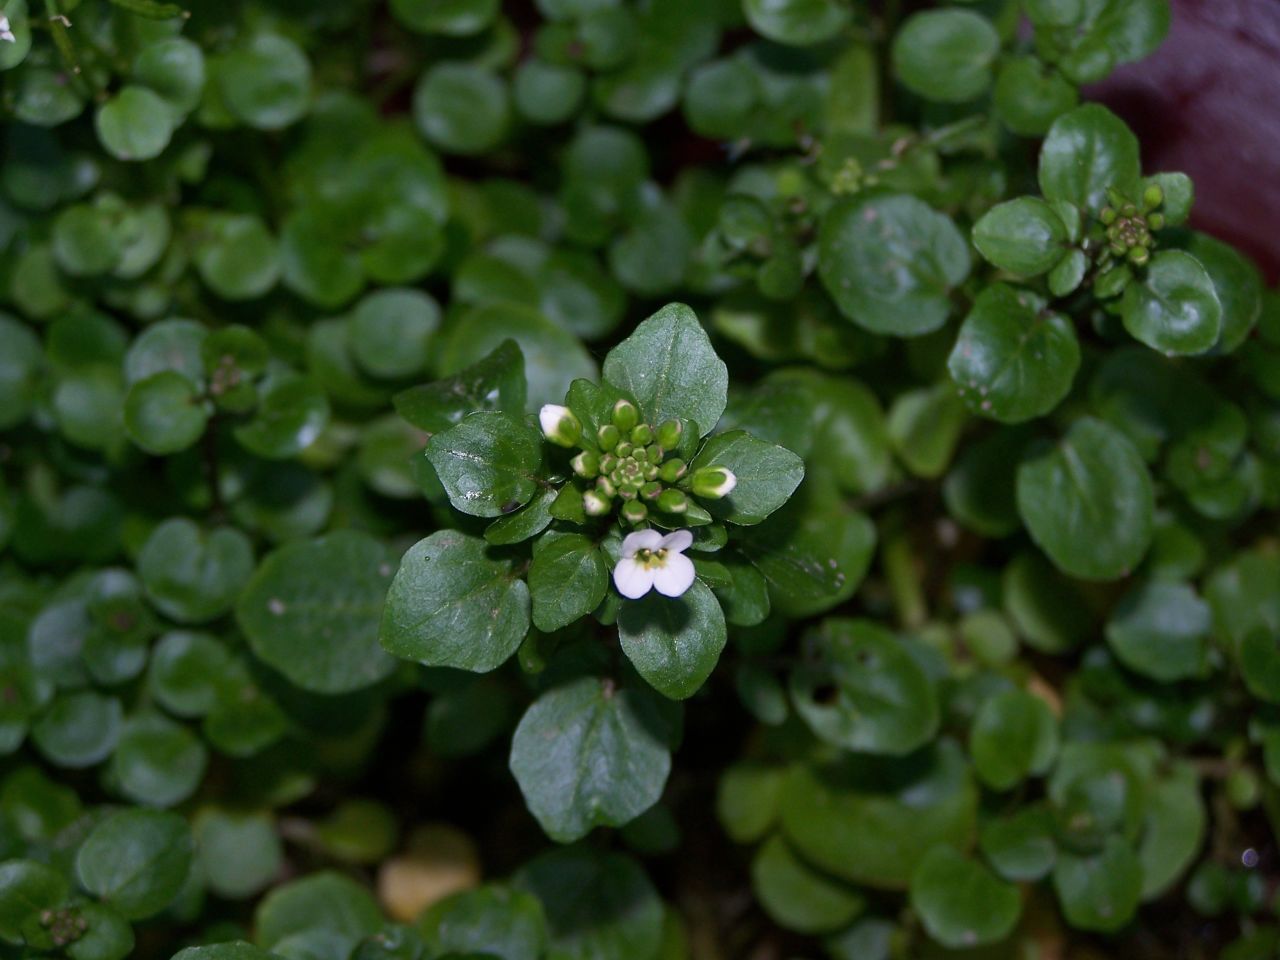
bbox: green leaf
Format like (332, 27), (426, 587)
(751, 834), (865, 935)
(237, 530), (398, 694)
(1052, 836), (1141, 933)
(76, 809), (193, 920)
(193, 214), (280, 301)
(96, 86), (175, 161)
(124, 319), (206, 388)
(485, 486), (556, 546)
(1137, 764), (1205, 900)
(1187, 232), (1263, 354)
(0, 860), (69, 946)
(109, 711), (207, 807)
(1239, 631), (1280, 703)
(124, 371), (208, 455)
(1105, 580), (1211, 682)
(417, 886), (546, 960)
(972, 198), (1070, 276)
(134, 36), (205, 113)
(147, 631), (234, 718)
(690, 431), (804, 525)
(514, 60), (585, 126)
(742, 0), (850, 46)
(819, 194), (970, 337)
(790, 619), (939, 756)
(943, 426), (1030, 537)
(969, 689), (1059, 790)
(395, 340), (527, 436)
(425, 411), (544, 519)
(0, 315), (42, 430)
(172, 944), (279, 960)
(514, 848), (663, 960)
(617, 579), (727, 699)
(391, 0), (498, 35)
(979, 806), (1057, 882)
(254, 872), (382, 950)
(509, 675), (676, 842)
(892, 10), (1000, 103)
(219, 34), (311, 130)
(31, 690), (122, 768)
(993, 56), (1079, 137)
(1003, 551), (1093, 653)
(909, 846), (1020, 949)
(138, 518), (254, 623)
(716, 763), (785, 844)
(602, 303), (729, 437)
(350, 288), (440, 380)
(887, 384), (968, 478)
(1016, 418), (1155, 580)
(413, 63), (509, 155)
(66, 902), (134, 960)
(948, 284), (1081, 423)
(1120, 250), (1222, 355)
(233, 375), (330, 459)
(380, 530), (530, 673)
(779, 741), (978, 890)
(1038, 104), (1141, 212)
(195, 809), (283, 900)
(529, 532), (608, 632)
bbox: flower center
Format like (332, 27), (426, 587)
(635, 548), (668, 569)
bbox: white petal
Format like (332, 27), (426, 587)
(613, 558), (655, 599)
(621, 529), (663, 558)
(653, 553), (696, 598)
(659, 529), (693, 554)
(539, 404), (569, 436)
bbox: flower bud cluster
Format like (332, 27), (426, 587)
(540, 399), (735, 527)
(1097, 183), (1165, 270)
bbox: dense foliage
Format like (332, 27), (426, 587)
(1, 0), (1278, 957)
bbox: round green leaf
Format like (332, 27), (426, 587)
(0, 860), (69, 946)
(972, 198), (1070, 276)
(1187, 231), (1263, 354)
(195, 809), (283, 899)
(528, 532), (608, 632)
(109, 711), (207, 807)
(689, 431), (804, 525)
(52, 203), (121, 276)
(124, 319), (206, 388)
(1138, 765), (1205, 900)
(138, 518), (254, 623)
(892, 10), (1000, 103)
(1051, 836), (1141, 933)
(993, 56), (1079, 137)
(193, 214), (281, 301)
(514, 848), (662, 960)
(417, 886), (546, 960)
(147, 631), (234, 718)
(0, 315), (42, 430)
(1038, 104), (1141, 212)
(134, 37), (205, 114)
(76, 809), (193, 920)
(233, 375), (330, 459)
(1016, 418), (1154, 580)
(95, 86), (175, 161)
(948, 284), (1080, 423)
(380, 530), (531, 673)
(602, 302), (728, 436)
(751, 834), (865, 935)
(31, 691), (122, 769)
(790, 619), (939, 756)
(742, 0), (850, 46)
(66, 902), (134, 960)
(617, 579), (727, 700)
(254, 872), (382, 949)
(350, 288), (439, 380)
(1120, 250), (1222, 355)
(424, 411), (544, 519)
(909, 846), (1020, 949)
(818, 193), (970, 337)
(237, 530), (397, 694)
(219, 34), (311, 130)
(979, 806), (1057, 882)
(509, 675), (675, 842)
(124, 371), (208, 455)
(969, 688), (1059, 790)
(1105, 580), (1211, 682)
(413, 63), (509, 155)
(514, 60), (585, 125)
(390, 0), (498, 35)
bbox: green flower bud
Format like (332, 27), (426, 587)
(657, 489), (688, 513)
(630, 423), (654, 446)
(1110, 241), (1128, 257)
(1148, 212), (1165, 231)
(598, 424), (620, 451)
(1143, 183), (1164, 210)
(690, 466), (737, 499)
(646, 446), (663, 465)
(1099, 206), (1117, 226)
(1122, 203), (1138, 218)
(644, 464), (658, 481)
(656, 419), (683, 449)
(539, 404), (581, 448)
(600, 454), (617, 474)
(583, 490), (611, 516)
(615, 441), (633, 458)
(1127, 245), (1150, 266)
(611, 399), (639, 433)
(571, 451), (599, 478)
(597, 476), (616, 498)
(659, 458), (686, 483)
(641, 481), (662, 500)
(621, 500), (648, 524)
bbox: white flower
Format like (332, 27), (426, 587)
(613, 529), (696, 600)
(539, 403), (581, 447)
(0, 16), (15, 43)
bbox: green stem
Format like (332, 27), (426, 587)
(883, 526), (927, 629)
